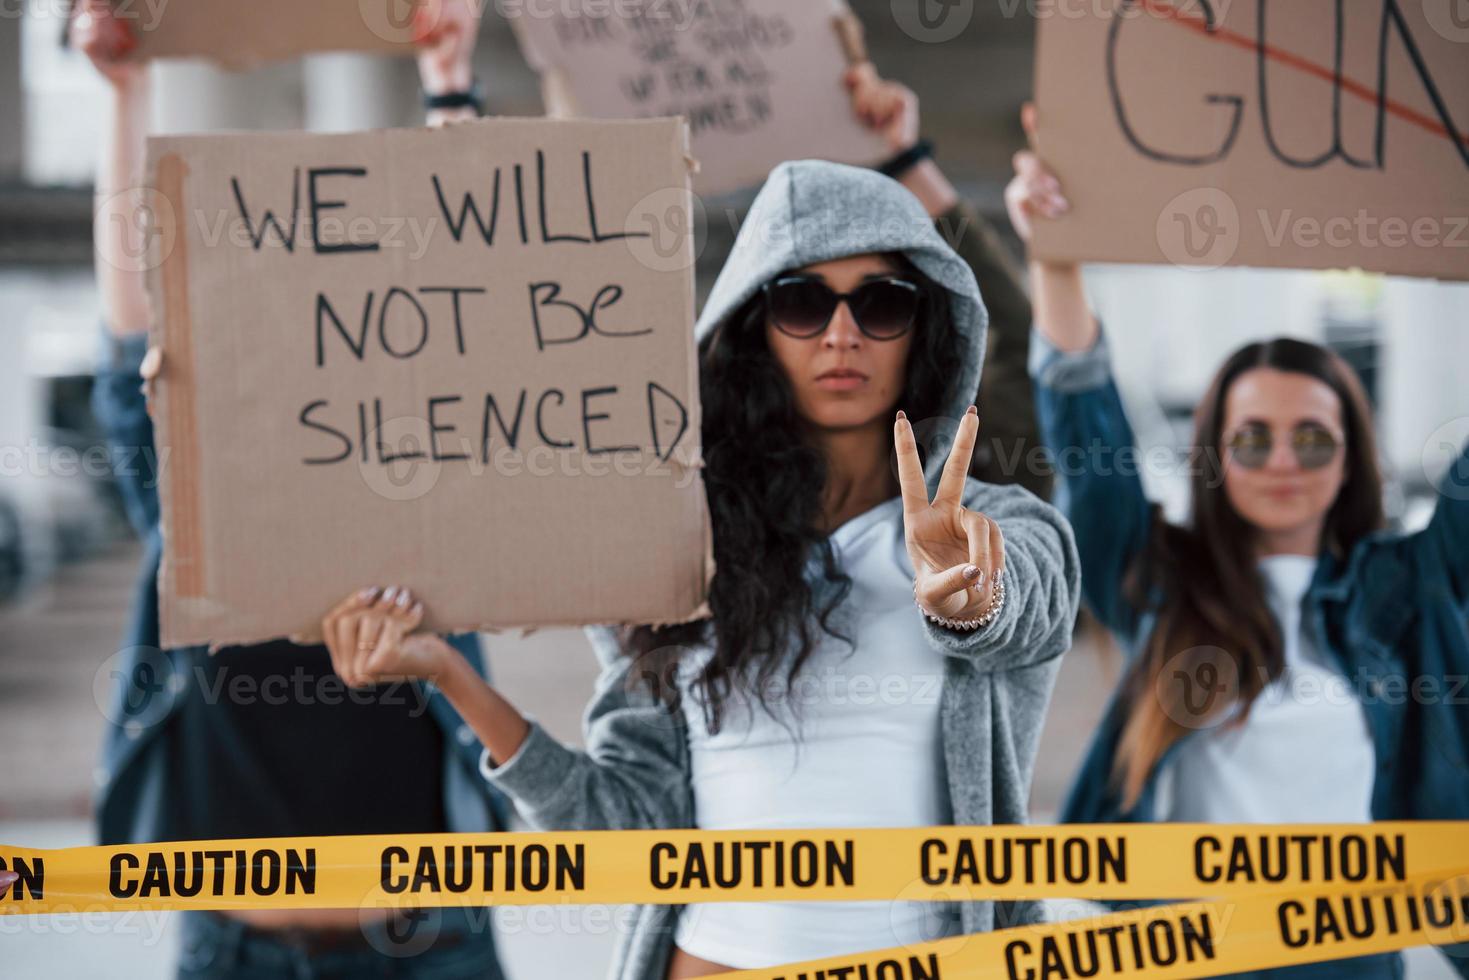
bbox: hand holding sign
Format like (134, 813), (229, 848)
(321, 586), (441, 689)
(68, 0), (144, 87)
(1003, 104), (1071, 246)
(842, 62), (918, 155)
(413, 0), (480, 107)
(1006, 108), (1098, 356)
(321, 586), (534, 769)
(895, 406), (1006, 623)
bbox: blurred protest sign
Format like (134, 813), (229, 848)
(144, 117), (711, 647)
(508, 0), (888, 195)
(120, 0), (417, 68)
(1033, 0), (1469, 280)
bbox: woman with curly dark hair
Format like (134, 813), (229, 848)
(323, 158), (1081, 979)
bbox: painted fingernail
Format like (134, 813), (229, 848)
(382, 586), (398, 604)
(963, 564), (980, 580)
(396, 590), (411, 608)
(411, 602), (424, 618)
(975, 569), (988, 589)
(967, 405), (977, 416)
(896, 410), (907, 421)
(358, 587), (377, 602)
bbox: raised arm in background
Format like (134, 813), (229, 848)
(1007, 105), (1154, 639)
(846, 65), (1049, 497)
(71, 0), (150, 337)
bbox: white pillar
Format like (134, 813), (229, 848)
(1379, 278), (1469, 487)
(302, 53), (415, 133)
(151, 59), (304, 134)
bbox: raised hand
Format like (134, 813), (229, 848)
(895, 405), (1006, 622)
(843, 61), (919, 154)
(68, 0), (144, 88)
(413, 0), (479, 94)
(1003, 103), (1070, 246)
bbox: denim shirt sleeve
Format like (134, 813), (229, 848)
(1030, 327), (1155, 641)
(1402, 437), (1469, 614)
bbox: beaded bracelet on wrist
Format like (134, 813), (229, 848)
(913, 567), (1006, 631)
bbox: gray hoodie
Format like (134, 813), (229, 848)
(479, 160), (1082, 978)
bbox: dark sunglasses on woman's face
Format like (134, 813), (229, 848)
(1225, 421), (1342, 470)
(762, 275), (921, 341)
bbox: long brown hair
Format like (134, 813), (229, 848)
(1113, 338), (1384, 810)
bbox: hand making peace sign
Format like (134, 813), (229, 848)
(895, 405), (1006, 623)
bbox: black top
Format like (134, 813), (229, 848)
(166, 640), (446, 840)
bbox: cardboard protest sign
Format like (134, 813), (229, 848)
(145, 117), (712, 648)
(119, 0), (415, 68)
(508, 0), (889, 196)
(1033, 0), (1469, 281)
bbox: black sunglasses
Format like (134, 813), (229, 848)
(761, 275), (921, 341)
(1225, 421), (1342, 470)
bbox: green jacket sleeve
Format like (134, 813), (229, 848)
(934, 198), (1050, 499)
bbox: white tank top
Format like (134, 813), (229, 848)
(672, 497), (960, 967)
(1156, 554), (1376, 823)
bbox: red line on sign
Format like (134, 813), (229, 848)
(1136, 0), (1469, 149)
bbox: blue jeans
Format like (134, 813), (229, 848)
(90, 330), (160, 538)
(176, 908), (506, 980)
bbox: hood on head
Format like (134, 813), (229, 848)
(694, 159), (988, 489)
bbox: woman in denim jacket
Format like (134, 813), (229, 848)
(1007, 129), (1469, 979)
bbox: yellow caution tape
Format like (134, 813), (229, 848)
(6, 823), (1467, 976)
(2, 823), (1467, 915)
(706, 870), (1469, 979)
